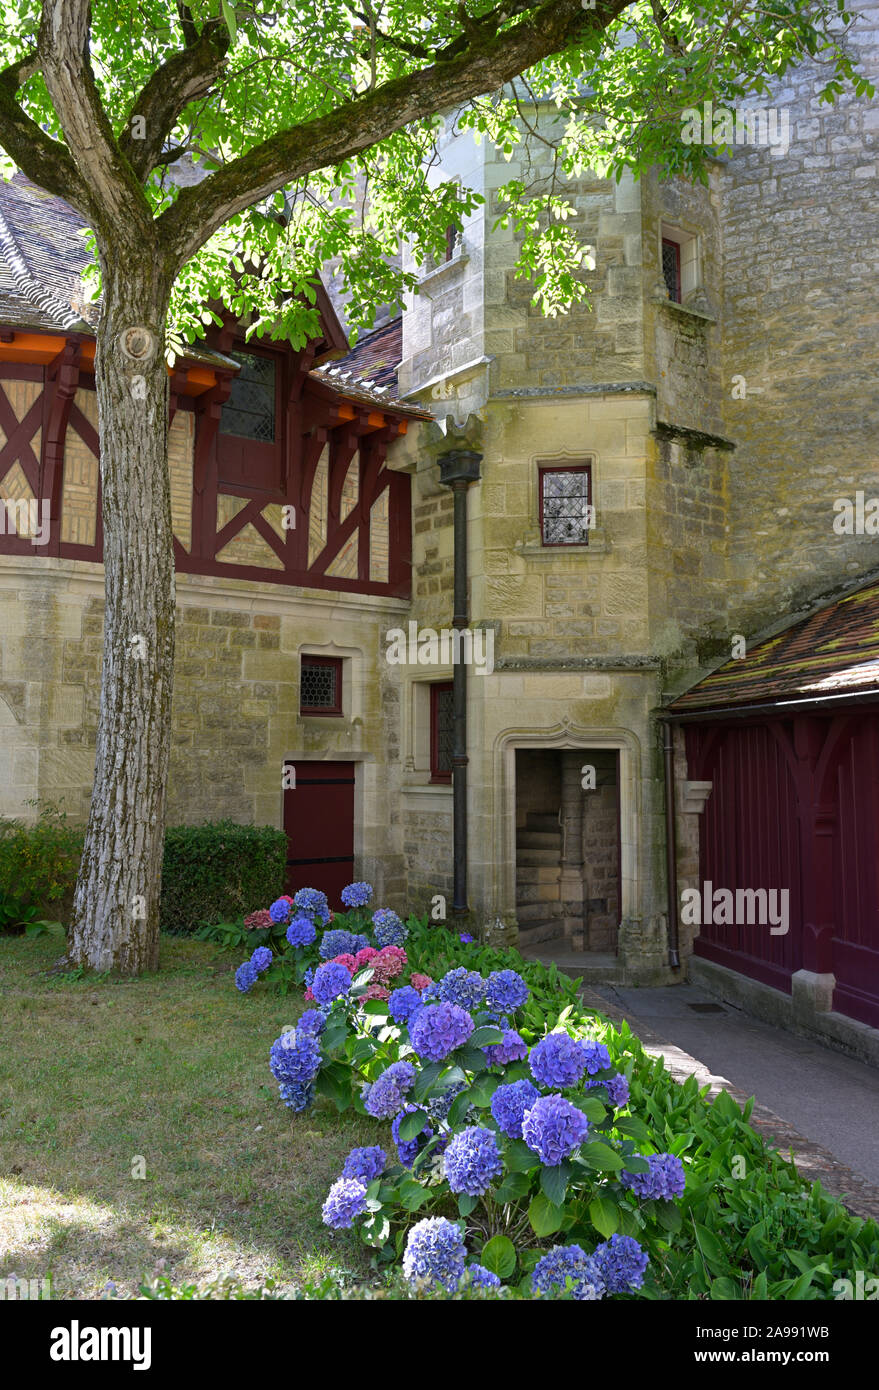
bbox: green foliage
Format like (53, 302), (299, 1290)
(160, 821), (286, 935)
(0, 803), (84, 927)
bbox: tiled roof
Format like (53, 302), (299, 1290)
(669, 579), (879, 713)
(311, 317), (431, 419)
(0, 174), (95, 331)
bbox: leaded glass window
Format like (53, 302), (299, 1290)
(300, 657), (343, 715)
(540, 466), (593, 546)
(431, 682), (454, 781)
(662, 238), (682, 303)
(220, 351), (276, 442)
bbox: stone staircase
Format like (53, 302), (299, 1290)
(515, 812), (565, 949)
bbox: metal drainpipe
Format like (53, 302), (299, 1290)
(661, 717), (681, 969)
(437, 448), (482, 917)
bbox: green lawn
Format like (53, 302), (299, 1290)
(0, 928), (377, 1299)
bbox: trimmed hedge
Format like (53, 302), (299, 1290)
(0, 809), (286, 937)
(160, 821), (287, 935)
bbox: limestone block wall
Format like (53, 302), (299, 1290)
(719, 8), (879, 635)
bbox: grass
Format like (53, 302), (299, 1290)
(0, 927), (378, 1299)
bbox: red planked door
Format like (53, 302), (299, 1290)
(283, 761), (355, 911)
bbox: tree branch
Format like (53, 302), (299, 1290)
(159, 0), (626, 270)
(0, 48), (91, 214)
(118, 17), (231, 181)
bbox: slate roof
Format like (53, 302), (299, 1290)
(310, 317), (430, 418)
(669, 580), (879, 714)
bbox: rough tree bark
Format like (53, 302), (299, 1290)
(66, 252), (175, 973)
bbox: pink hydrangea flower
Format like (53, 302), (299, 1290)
(410, 973), (432, 992)
(354, 947), (379, 970)
(303, 987), (316, 1002)
(244, 909), (273, 930)
(332, 953), (358, 973)
(363, 984), (390, 1002)
(371, 946), (407, 983)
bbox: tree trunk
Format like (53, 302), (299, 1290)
(66, 257), (175, 974)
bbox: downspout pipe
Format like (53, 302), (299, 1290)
(437, 448), (482, 917)
(659, 715), (681, 970)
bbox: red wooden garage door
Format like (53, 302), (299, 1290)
(284, 761), (355, 910)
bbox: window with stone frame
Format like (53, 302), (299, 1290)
(539, 464), (594, 547)
(300, 655), (343, 716)
(430, 681), (454, 782)
(661, 238), (682, 303)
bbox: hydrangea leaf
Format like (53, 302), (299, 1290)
(493, 1171), (531, 1204)
(570, 1096), (607, 1123)
(589, 1194), (620, 1240)
(528, 1193), (564, 1238)
(398, 1107), (430, 1142)
(614, 1116), (651, 1144)
(580, 1140), (625, 1172)
(458, 1193), (478, 1218)
(454, 1044), (490, 1073)
(540, 1159), (572, 1207)
(503, 1140), (540, 1174)
(412, 1061), (446, 1103)
(399, 1180), (432, 1212)
(468, 1026), (506, 1047)
(480, 1235), (516, 1281)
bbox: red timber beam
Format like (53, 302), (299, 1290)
(40, 339), (83, 556)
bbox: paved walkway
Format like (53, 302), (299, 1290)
(581, 981), (879, 1224)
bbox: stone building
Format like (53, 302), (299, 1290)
(1, 9), (879, 1035)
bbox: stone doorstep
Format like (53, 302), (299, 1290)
(581, 986), (879, 1226)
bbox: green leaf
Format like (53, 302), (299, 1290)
(613, 1116), (651, 1144)
(412, 1061), (445, 1103)
(589, 1194), (620, 1240)
(399, 1180), (432, 1212)
(457, 1193), (477, 1218)
(448, 1091), (473, 1127)
(469, 1026), (505, 1047)
(362, 1000), (389, 1017)
(455, 1044), (489, 1073)
(529, 1193), (564, 1238)
(540, 1160), (572, 1207)
(503, 1140), (538, 1173)
(656, 1202), (683, 1233)
(580, 1141), (625, 1172)
(710, 1277), (740, 1300)
(494, 1171), (531, 1204)
(398, 1108), (428, 1141)
(469, 1074), (502, 1107)
(570, 1095), (607, 1122)
(481, 1235), (516, 1280)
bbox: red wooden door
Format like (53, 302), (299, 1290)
(824, 715), (879, 1028)
(283, 761), (355, 910)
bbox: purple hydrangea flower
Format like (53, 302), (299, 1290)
(341, 881), (373, 908)
(409, 1002), (475, 1062)
(443, 1126), (503, 1197)
(286, 914), (317, 948)
(593, 1234), (649, 1293)
(319, 928), (361, 960)
(392, 1104), (434, 1168)
(342, 1145), (387, 1183)
(435, 967), (485, 1013)
(296, 1009), (326, 1036)
(459, 933), (475, 944)
(362, 1060), (417, 1119)
(593, 1072), (630, 1108)
(269, 1029), (322, 1112)
(465, 1263), (501, 1290)
(402, 1217), (467, 1293)
(484, 970), (528, 1015)
(322, 1177), (367, 1229)
(483, 1028), (528, 1068)
(250, 946), (273, 973)
(372, 908), (408, 948)
(235, 961), (258, 992)
(311, 960), (352, 1007)
(532, 1245), (606, 1301)
(521, 1094), (590, 1165)
(490, 1079), (540, 1139)
(269, 897), (293, 924)
(529, 1033), (591, 1089)
(293, 887), (330, 920)
(388, 986), (423, 1025)
(620, 1153), (686, 1200)
(580, 1039), (612, 1075)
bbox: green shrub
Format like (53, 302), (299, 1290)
(160, 821), (287, 935)
(0, 803), (84, 931)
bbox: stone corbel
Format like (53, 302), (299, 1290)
(679, 780), (712, 814)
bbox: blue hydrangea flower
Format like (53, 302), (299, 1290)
(620, 1152), (686, 1200)
(459, 933), (475, 944)
(304, 967), (315, 987)
(250, 946), (273, 973)
(342, 1145), (386, 1183)
(319, 928), (360, 960)
(465, 1263), (501, 1290)
(350, 934), (372, 953)
(443, 1126), (503, 1196)
(362, 1060), (416, 1118)
(311, 960), (352, 1007)
(532, 1245), (606, 1301)
(424, 1081), (467, 1123)
(529, 1032), (591, 1089)
(580, 1039), (612, 1075)
(593, 1234), (649, 1293)
(402, 1217), (467, 1293)
(409, 1002), (474, 1062)
(286, 914), (316, 948)
(372, 908), (407, 948)
(484, 970), (529, 1015)
(294, 887), (330, 923)
(483, 1028), (528, 1068)
(269, 1029), (322, 1112)
(435, 967), (485, 1013)
(521, 1094), (590, 1165)
(321, 1177), (368, 1230)
(589, 1071), (629, 1108)
(235, 961), (258, 993)
(296, 1010), (326, 1036)
(388, 986), (423, 1025)
(490, 1079), (540, 1139)
(392, 1104), (434, 1168)
(341, 881), (373, 908)
(269, 897), (293, 924)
